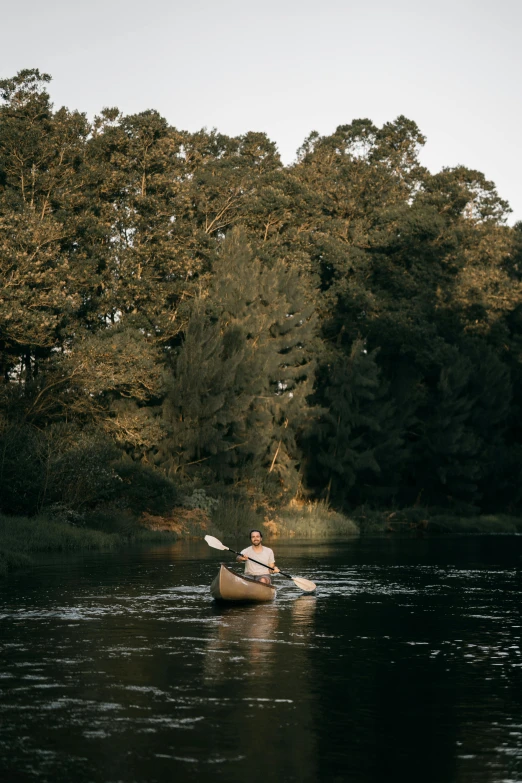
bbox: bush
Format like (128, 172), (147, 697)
(182, 488), (220, 514)
(0, 424), (45, 515)
(44, 503), (86, 526)
(113, 461), (178, 515)
(0, 422), (180, 521)
(45, 439), (178, 519)
(47, 436), (121, 510)
(82, 507), (139, 536)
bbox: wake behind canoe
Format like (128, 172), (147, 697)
(210, 564), (276, 603)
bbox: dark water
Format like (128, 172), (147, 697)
(1, 537), (522, 783)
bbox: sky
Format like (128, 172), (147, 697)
(2, 0), (521, 222)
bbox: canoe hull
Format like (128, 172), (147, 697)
(210, 564), (276, 603)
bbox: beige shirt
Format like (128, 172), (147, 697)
(240, 545), (275, 576)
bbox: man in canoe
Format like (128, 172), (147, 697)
(237, 529), (280, 585)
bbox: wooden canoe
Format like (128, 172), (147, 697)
(210, 564), (277, 603)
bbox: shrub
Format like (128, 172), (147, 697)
(47, 437), (121, 510)
(182, 488), (220, 514)
(82, 507), (139, 536)
(0, 424), (45, 515)
(113, 461), (178, 515)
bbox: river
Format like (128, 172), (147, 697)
(1, 536), (521, 783)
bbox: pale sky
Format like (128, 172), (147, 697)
(2, 0), (521, 222)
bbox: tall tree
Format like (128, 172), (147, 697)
(159, 229), (316, 499)
(0, 69), (95, 386)
(305, 340), (408, 508)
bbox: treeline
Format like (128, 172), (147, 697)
(1, 68), (521, 524)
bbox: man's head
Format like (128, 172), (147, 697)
(250, 529), (263, 545)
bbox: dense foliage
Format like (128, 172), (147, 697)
(1, 69), (520, 520)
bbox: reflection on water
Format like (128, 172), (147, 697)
(292, 594), (318, 627)
(0, 537), (522, 783)
(205, 603), (280, 675)
(204, 594), (317, 675)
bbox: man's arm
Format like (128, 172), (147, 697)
(268, 551), (280, 573)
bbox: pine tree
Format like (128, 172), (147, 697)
(411, 347), (483, 508)
(159, 308), (250, 477)
(306, 340), (407, 508)
(158, 229), (317, 498)
(211, 229), (316, 498)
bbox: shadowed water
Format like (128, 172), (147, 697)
(1, 536), (522, 783)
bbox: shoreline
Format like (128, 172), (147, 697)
(0, 514), (178, 577)
(2, 509), (522, 576)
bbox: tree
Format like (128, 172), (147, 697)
(159, 229), (317, 499)
(405, 340), (512, 510)
(1, 68), (521, 515)
(159, 308), (251, 477)
(305, 340), (408, 509)
(0, 69), (93, 382)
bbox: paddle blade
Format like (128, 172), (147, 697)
(292, 576), (317, 593)
(204, 534), (229, 551)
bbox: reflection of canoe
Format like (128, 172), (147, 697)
(210, 564), (277, 603)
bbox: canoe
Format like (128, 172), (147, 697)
(210, 564), (277, 603)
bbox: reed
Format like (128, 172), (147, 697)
(267, 500), (359, 538)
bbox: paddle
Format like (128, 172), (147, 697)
(204, 534), (316, 593)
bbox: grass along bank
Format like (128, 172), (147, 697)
(0, 513), (178, 576)
(353, 507), (522, 536)
(264, 501), (359, 538)
(139, 498), (360, 541)
(0, 514), (118, 576)
(138, 496), (522, 540)
(3, 501), (522, 577)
